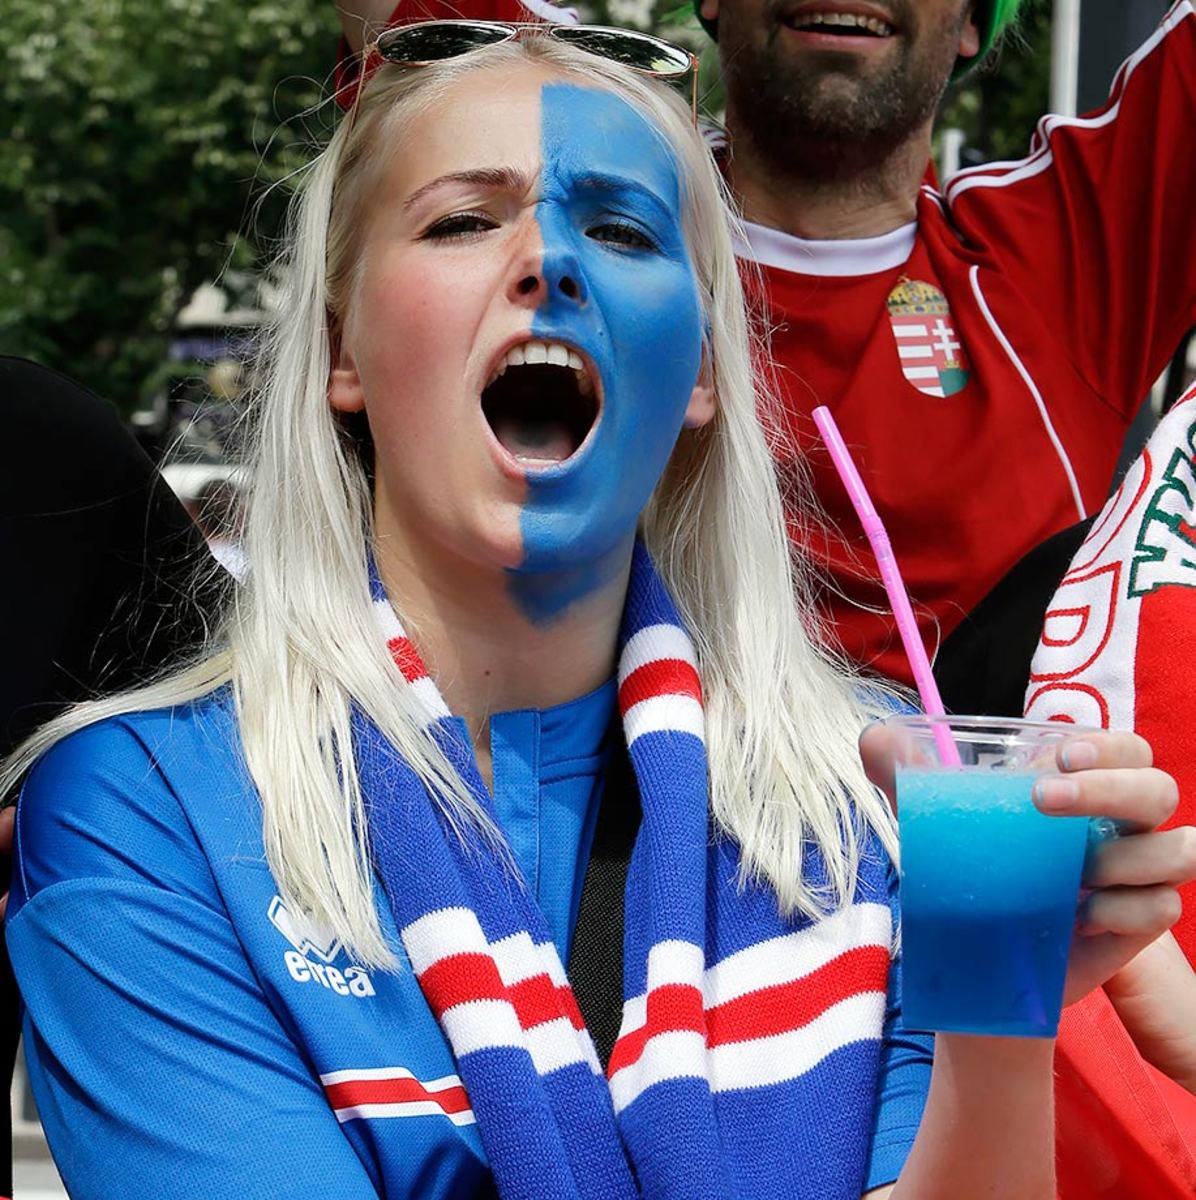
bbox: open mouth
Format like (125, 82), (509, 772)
(481, 339), (600, 468)
(783, 11), (894, 37)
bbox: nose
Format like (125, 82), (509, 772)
(508, 227), (588, 308)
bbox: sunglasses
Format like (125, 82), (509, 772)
(348, 19), (699, 128)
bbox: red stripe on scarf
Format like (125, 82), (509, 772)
(388, 635), (429, 683)
(618, 659), (702, 714)
(509, 973), (587, 1031)
(607, 944), (890, 1074)
(706, 945), (891, 1046)
(607, 983), (706, 1075)
(419, 953), (582, 1031)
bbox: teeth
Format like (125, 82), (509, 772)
(789, 11), (893, 34)
(484, 339), (597, 394)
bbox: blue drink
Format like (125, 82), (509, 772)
(898, 767), (1091, 1037)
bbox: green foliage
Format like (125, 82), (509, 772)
(0, 0), (340, 409)
(940, 0), (1053, 164)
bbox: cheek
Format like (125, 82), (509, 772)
(356, 263), (466, 372)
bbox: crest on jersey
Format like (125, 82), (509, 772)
(886, 277), (970, 397)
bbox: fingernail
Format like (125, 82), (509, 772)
(1061, 741), (1098, 771)
(1034, 777), (1080, 812)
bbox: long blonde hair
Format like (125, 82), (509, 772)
(3, 38), (896, 967)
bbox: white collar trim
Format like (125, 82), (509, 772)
(732, 218), (917, 277)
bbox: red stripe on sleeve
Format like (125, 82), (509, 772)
(324, 1075), (473, 1116)
(618, 659), (702, 714)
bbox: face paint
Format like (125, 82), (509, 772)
(507, 83), (705, 622)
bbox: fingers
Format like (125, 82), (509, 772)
(0, 806), (13, 923)
(1078, 884), (1184, 938)
(0, 804), (13, 856)
(858, 721), (928, 808)
(1086, 825), (1196, 888)
(1054, 730), (1153, 773)
(858, 724), (899, 806)
(1033, 765), (1178, 832)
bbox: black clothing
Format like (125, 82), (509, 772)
(934, 519), (1096, 719)
(0, 357), (221, 754)
(0, 356), (222, 1198)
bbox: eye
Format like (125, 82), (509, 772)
(587, 219), (659, 252)
(421, 211), (499, 241)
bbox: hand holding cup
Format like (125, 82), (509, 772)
(860, 722), (1196, 1034)
(1031, 730), (1195, 1004)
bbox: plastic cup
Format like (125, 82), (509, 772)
(888, 714), (1103, 1038)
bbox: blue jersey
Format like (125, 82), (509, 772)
(8, 691), (931, 1198)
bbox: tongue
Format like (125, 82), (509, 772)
(492, 413), (576, 464)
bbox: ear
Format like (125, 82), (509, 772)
(699, 0), (720, 22)
(328, 333), (366, 414)
(683, 346), (717, 429)
(957, 2), (982, 61)
(683, 381), (717, 430)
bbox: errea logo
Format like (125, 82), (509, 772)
(268, 896), (376, 999)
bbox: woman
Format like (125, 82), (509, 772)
(3, 28), (1189, 1200)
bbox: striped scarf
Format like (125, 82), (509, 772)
(358, 543), (894, 1200)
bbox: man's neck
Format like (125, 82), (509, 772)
(724, 116), (934, 241)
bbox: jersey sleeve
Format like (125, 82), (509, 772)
(863, 862), (934, 1192)
(941, 1), (1196, 417)
(7, 720), (381, 1200)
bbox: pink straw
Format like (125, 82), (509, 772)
(812, 406), (961, 767)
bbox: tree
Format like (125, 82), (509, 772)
(0, 0), (340, 411)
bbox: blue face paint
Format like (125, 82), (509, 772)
(506, 83), (705, 623)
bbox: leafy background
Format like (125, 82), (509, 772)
(0, 0), (1052, 414)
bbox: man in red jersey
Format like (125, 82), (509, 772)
(698, 0), (1196, 690)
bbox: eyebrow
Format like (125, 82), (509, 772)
(571, 171), (676, 218)
(402, 167), (532, 212)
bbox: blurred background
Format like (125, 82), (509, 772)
(2, 0), (1191, 1194)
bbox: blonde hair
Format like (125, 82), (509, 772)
(3, 38), (897, 966)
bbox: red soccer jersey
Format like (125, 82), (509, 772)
(752, 0), (1196, 684)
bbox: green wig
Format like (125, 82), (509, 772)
(955, 0), (1025, 78)
(693, 1), (1025, 79)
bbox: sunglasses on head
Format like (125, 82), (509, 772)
(348, 19), (699, 127)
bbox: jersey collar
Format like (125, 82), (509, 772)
(733, 218), (917, 278)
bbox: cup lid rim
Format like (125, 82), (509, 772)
(882, 713), (1104, 739)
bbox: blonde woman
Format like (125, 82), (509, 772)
(4, 28), (1189, 1200)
